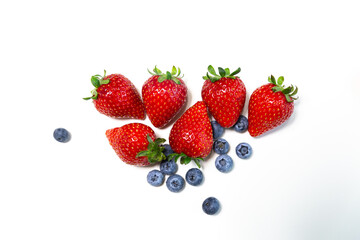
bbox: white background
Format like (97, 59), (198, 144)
(1, 0), (360, 239)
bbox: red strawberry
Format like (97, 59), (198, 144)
(248, 75), (298, 137)
(202, 65), (246, 128)
(105, 123), (166, 166)
(169, 101), (213, 167)
(84, 70), (145, 119)
(142, 66), (187, 128)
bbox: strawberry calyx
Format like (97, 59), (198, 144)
(268, 75), (298, 103)
(202, 65), (241, 83)
(147, 66), (184, 84)
(167, 152), (203, 168)
(83, 70), (110, 100)
(136, 134), (167, 164)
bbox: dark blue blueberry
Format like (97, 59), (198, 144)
(211, 120), (225, 139)
(160, 159), (178, 175)
(166, 174), (185, 193)
(213, 138), (230, 154)
(53, 128), (71, 143)
(235, 142), (252, 159)
(215, 154), (233, 173)
(162, 144), (174, 157)
(185, 168), (204, 186)
(147, 170), (165, 187)
(234, 115), (248, 133)
(202, 197), (220, 215)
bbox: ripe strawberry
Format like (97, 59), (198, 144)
(84, 70), (145, 119)
(202, 65), (246, 128)
(169, 101), (213, 167)
(142, 66), (187, 128)
(248, 75), (298, 137)
(105, 123), (166, 166)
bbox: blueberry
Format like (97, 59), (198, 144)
(185, 168), (204, 186)
(162, 144), (174, 157)
(213, 138), (230, 154)
(147, 170), (165, 187)
(160, 159), (178, 175)
(215, 154), (233, 173)
(211, 120), (224, 139)
(53, 128), (71, 143)
(166, 174), (185, 193)
(202, 197), (220, 215)
(235, 142), (252, 159)
(234, 115), (248, 133)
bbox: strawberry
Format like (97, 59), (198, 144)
(142, 66), (187, 128)
(248, 75), (298, 137)
(105, 123), (166, 166)
(202, 65), (246, 128)
(84, 70), (145, 119)
(169, 101), (213, 167)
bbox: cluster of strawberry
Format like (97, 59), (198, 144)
(84, 66), (298, 167)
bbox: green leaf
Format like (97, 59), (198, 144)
(158, 75), (166, 82)
(282, 86), (293, 94)
(180, 156), (192, 165)
(136, 150), (150, 158)
(277, 76), (284, 86)
(218, 67), (226, 77)
(177, 67), (181, 77)
(83, 96), (92, 100)
(203, 76), (209, 80)
(167, 153), (178, 161)
(290, 86), (298, 96)
(99, 79), (110, 85)
(90, 89), (98, 99)
(147, 68), (154, 75)
(211, 75), (221, 82)
(173, 77), (181, 84)
(272, 86), (282, 92)
(224, 68), (230, 75)
(175, 154), (183, 163)
(91, 76), (100, 88)
(207, 65), (218, 76)
(268, 75), (276, 85)
(171, 66), (177, 75)
(146, 134), (154, 144)
(166, 71), (172, 80)
(193, 159), (201, 168)
(285, 95), (293, 103)
(154, 138), (166, 145)
(153, 66), (162, 75)
(230, 67), (241, 76)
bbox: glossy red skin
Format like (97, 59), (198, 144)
(248, 83), (294, 137)
(106, 123), (155, 166)
(169, 101), (213, 158)
(94, 74), (145, 119)
(142, 75), (187, 128)
(202, 77), (246, 128)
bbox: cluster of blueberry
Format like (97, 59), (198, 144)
(147, 144), (204, 190)
(212, 115), (253, 170)
(146, 115), (253, 215)
(147, 144), (220, 215)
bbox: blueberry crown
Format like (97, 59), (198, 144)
(202, 65), (241, 83)
(268, 75), (298, 103)
(147, 66), (184, 84)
